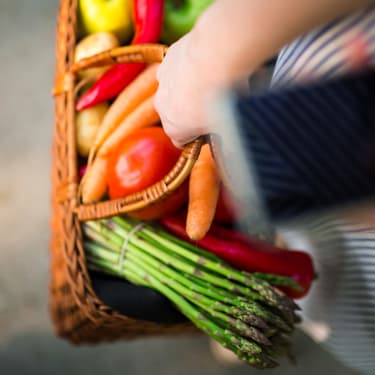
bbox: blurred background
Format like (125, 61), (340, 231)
(0, 0), (360, 373)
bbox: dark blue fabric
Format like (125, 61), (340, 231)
(235, 69), (375, 222)
(91, 271), (186, 323)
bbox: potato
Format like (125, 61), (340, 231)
(76, 103), (109, 157)
(74, 32), (120, 79)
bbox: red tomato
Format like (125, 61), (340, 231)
(128, 180), (189, 220)
(107, 127), (181, 199)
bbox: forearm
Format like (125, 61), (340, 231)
(188, 0), (375, 85)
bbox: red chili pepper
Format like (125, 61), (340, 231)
(76, 0), (165, 111)
(161, 216), (316, 299)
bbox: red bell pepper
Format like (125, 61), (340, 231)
(161, 216), (316, 299)
(76, 0), (165, 111)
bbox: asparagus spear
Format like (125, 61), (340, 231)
(128, 248), (271, 346)
(99, 218), (298, 318)
(86, 219), (293, 327)
(110, 218), (298, 311)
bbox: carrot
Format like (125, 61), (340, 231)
(88, 63), (159, 163)
(81, 157), (108, 204)
(186, 144), (220, 240)
(98, 95), (159, 157)
(81, 95), (160, 203)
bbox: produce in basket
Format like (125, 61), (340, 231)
(50, 0), (320, 358)
(78, 0), (133, 43)
(162, 215), (316, 299)
(161, 0), (214, 44)
(80, 64), (160, 204)
(186, 144), (220, 240)
(76, 0), (165, 110)
(88, 63), (159, 161)
(185, 144), (247, 239)
(83, 216), (302, 369)
(74, 32), (120, 80)
(98, 96), (160, 157)
(107, 126), (182, 198)
(80, 100), (160, 203)
(75, 103), (109, 157)
(71, 1), (313, 362)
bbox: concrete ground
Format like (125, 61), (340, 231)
(0, 1), (361, 374)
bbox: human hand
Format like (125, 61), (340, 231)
(154, 34), (223, 148)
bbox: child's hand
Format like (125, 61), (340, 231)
(154, 34), (220, 148)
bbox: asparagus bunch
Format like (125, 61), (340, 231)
(83, 216), (300, 369)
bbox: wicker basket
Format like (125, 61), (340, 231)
(50, 0), (203, 344)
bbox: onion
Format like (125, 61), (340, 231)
(76, 103), (109, 156)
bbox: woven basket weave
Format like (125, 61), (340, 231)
(50, 0), (203, 343)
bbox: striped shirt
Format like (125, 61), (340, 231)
(210, 7), (375, 373)
(271, 6), (375, 375)
(272, 6), (375, 87)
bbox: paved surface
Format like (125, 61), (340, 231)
(0, 1), (360, 374)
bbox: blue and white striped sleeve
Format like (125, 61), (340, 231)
(271, 12), (375, 375)
(272, 6), (375, 87)
(233, 69), (375, 223)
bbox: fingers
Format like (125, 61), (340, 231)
(153, 34), (209, 148)
(154, 89), (206, 148)
(156, 38), (180, 82)
(154, 75), (189, 148)
(155, 56), (165, 83)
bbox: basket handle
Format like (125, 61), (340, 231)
(53, 44), (168, 96)
(75, 137), (205, 221)
(71, 43), (168, 73)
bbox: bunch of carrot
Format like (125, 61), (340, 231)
(80, 63), (161, 203)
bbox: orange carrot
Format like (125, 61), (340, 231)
(81, 157), (108, 204)
(88, 63), (159, 162)
(98, 95), (159, 157)
(81, 95), (160, 203)
(186, 144), (220, 240)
